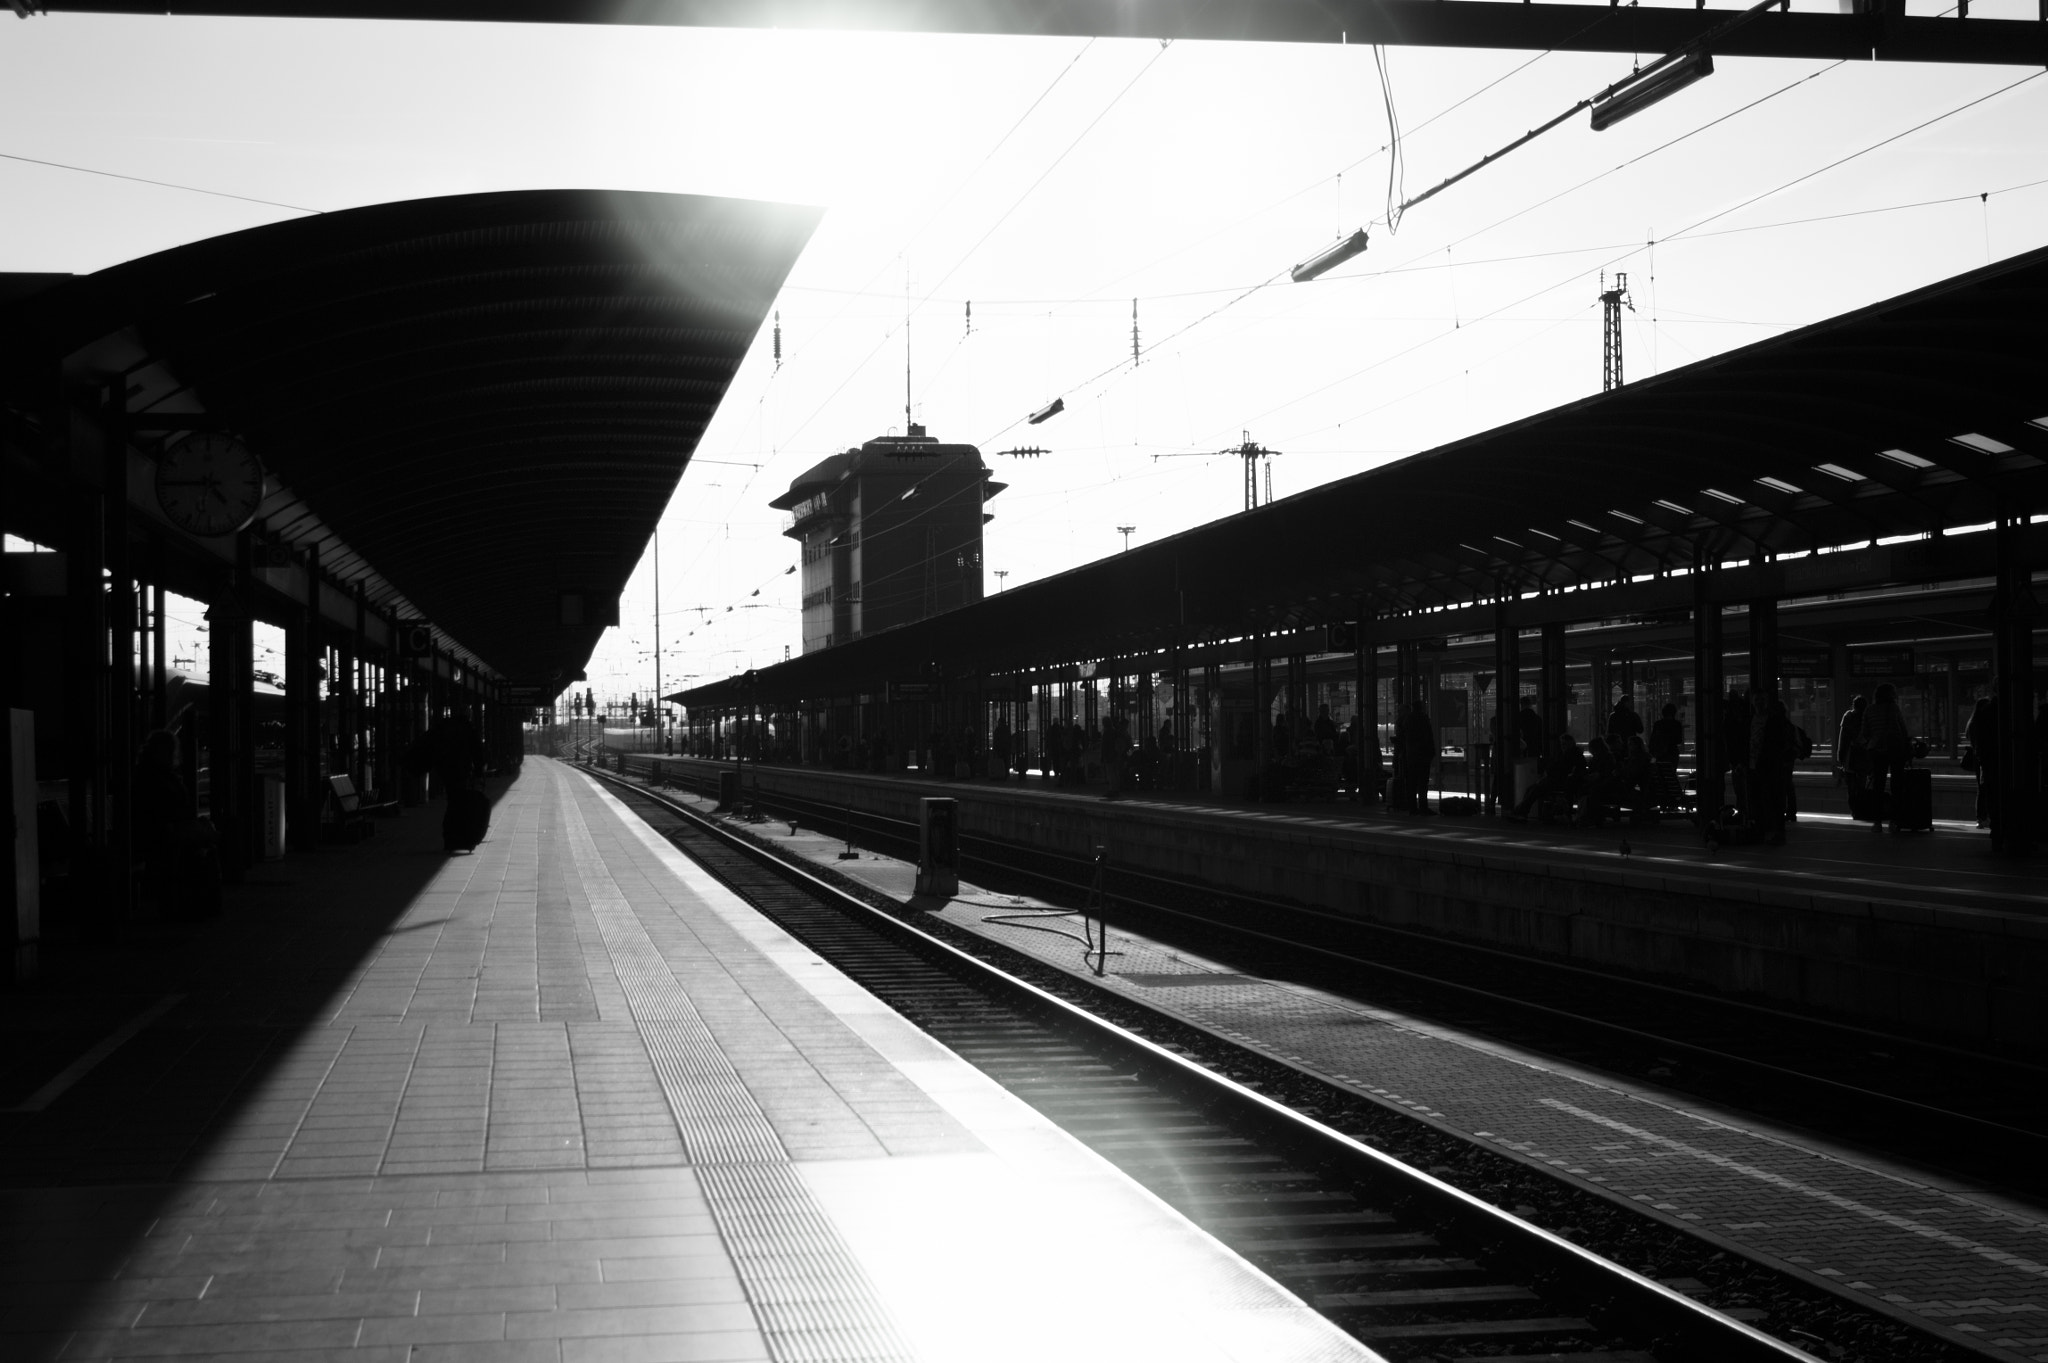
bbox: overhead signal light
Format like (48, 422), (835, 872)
(1590, 52), (1715, 132)
(1290, 229), (1369, 283)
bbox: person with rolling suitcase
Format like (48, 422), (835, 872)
(443, 784), (490, 853)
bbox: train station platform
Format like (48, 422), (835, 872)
(635, 756), (2048, 1058)
(639, 768), (2048, 1363)
(0, 759), (1374, 1363)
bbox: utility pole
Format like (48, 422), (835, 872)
(1600, 272), (1634, 392)
(1117, 525), (1136, 552)
(1150, 430), (1280, 513)
(995, 570), (1009, 591)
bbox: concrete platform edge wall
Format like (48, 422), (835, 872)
(681, 760), (2046, 1057)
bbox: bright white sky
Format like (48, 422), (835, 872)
(5, 8), (2045, 706)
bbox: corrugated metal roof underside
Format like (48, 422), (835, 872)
(34, 190), (820, 690)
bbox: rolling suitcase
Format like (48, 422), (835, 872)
(1847, 783), (1886, 823)
(1891, 767), (1933, 833)
(443, 788), (490, 853)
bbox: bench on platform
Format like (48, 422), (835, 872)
(326, 774), (398, 840)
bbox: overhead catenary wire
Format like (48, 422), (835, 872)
(659, 58), (2048, 676)
(0, 149), (321, 214)
(983, 51), (1869, 452)
(1247, 69), (2048, 445)
(668, 38), (1101, 593)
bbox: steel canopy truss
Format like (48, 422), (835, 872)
(684, 243), (2048, 710)
(31, 1), (2048, 66)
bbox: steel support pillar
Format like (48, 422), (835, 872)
(1250, 631), (1267, 797)
(1493, 603), (1519, 808)
(103, 404), (133, 926)
(207, 562), (251, 880)
(1749, 597), (1780, 705)
(63, 391), (112, 936)
(286, 543), (323, 851)
(1693, 582), (1726, 811)
(1539, 622), (1567, 741)
(1991, 515), (2037, 855)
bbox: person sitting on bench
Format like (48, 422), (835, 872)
(1508, 730), (1586, 823)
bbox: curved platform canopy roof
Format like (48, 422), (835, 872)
(684, 241), (2048, 707)
(7, 189), (819, 693)
(35, 0), (2047, 65)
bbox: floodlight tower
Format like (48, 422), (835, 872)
(1600, 272), (1634, 393)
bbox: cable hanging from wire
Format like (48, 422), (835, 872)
(1374, 45), (1406, 236)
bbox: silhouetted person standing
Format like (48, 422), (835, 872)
(1395, 700), (1436, 815)
(433, 712), (479, 801)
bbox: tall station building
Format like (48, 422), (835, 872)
(771, 424), (1004, 654)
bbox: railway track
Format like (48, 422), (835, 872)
(626, 756), (2048, 1197)
(589, 763), (1810, 1363)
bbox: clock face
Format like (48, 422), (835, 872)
(155, 433), (266, 538)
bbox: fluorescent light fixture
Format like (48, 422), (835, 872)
(1701, 487), (1744, 504)
(1950, 432), (2013, 454)
(1878, 448), (1935, 469)
(1653, 499), (1693, 515)
(1608, 509), (1645, 524)
(1590, 52), (1715, 132)
(1565, 518), (1602, 534)
(1526, 527), (1560, 541)
(1813, 463), (1865, 482)
(1492, 535), (1523, 549)
(2028, 415), (2048, 431)
(1027, 397), (1065, 425)
(1290, 229), (1369, 283)
(1756, 476), (1803, 494)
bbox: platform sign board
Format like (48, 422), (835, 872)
(889, 681), (937, 701)
(1779, 651), (1830, 678)
(915, 797), (960, 898)
(1849, 647), (1915, 678)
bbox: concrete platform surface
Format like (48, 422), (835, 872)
(0, 758), (1375, 1363)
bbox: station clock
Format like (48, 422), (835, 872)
(154, 432), (266, 538)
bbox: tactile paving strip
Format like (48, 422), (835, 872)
(559, 772), (916, 1363)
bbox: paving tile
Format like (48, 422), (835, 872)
(558, 1331), (772, 1363)
(356, 1311), (508, 1346)
(505, 1304), (761, 1340)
